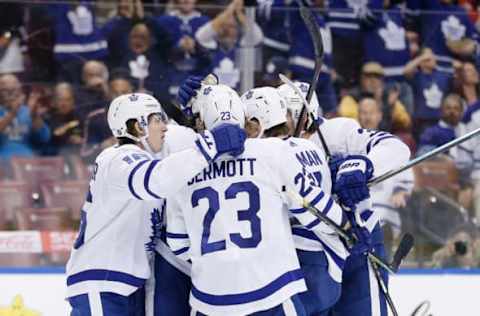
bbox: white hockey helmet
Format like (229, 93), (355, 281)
(241, 87), (288, 137)
(107, 93), (166, 142)
(277, 81), (321, 127)
(192, 84), (245, 129)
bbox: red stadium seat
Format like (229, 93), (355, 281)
(413, 155), (460, 197)
(0, 181), (34, 225)
(14, 207), (72, 231)
(40, 180), (89, 221)
(11, 156), (66, 185)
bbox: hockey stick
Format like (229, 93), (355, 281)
(288, 190), (414, 274)
(280, 74), (331, 160)
(292, 1), (326, 150)
(368, 126), (480, 187)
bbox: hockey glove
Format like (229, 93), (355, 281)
(347, 211), (373, 256)
(195, 123), (247, 162)
(177, 75), (202, 117)
(333, 155), (374, 209)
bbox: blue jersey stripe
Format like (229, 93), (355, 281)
(128, 160), (149, 200)
(191, 268), (303, 305)
(321, 198), (334, 215)
(173, 247), (190, 256)
(166, 232), (189, 239)
(305, 218), (321, 230)
(67, 269), (146, 287)
(291, 228), (346, 270)
(144, 160), (162, 199)
(290, 207), (307, 214)
(195, 139), (211, 162)
(309, 191), (325, 208)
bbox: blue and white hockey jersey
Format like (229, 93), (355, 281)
(166, 137), (346, 315)
(407, 0), (477, 73)
(411, 70), (452, 121)
(310, 117), (411, 232)
(48, 1), (107, 62)
(362, 6), (410, 81)
(66, 142), (210, 298)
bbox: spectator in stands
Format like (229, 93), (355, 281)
(102, 0), (147, 69)
(0, 74), (50, 160)
(45, 83), (83, 156)
(417, 94), (466, 156)
(338, 62), (411, 132)
(456, 61), (479, 106)
(362, 0), (411, 83)
(0, 3), (25, 75)
(261, 55), (291, 87)
(256, 0), (289, 61)
(81, 72), (134, 164)
(76, 60), (110, 120)
(47, 1), (108, 83)
(154, 0), (211, 97)
(287, 0), (337, 115)
(407, 0), (477, 74)
(120, 22), (168, 98)
(195, 0), (263, 89)
(357, 94), (414, 250)
(404, 47), (453, 138)
(432, 224), (479, 268)
(328, 0), (381, 87)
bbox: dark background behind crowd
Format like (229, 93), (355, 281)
(0, 0), (480, 268)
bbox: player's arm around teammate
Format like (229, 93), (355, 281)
(66, 93), (246, 316)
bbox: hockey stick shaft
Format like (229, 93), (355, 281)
(288, 190), (396, 274)
(370, 260), (399, 316)
(368, 126), (480, 187)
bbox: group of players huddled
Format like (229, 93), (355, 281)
(65, 74), (410, 316)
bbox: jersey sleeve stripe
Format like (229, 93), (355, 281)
(166, 232), (189, 239)
(319, 198), (334, 215)
(144, 160), (162, 199)
(367, 135), (396, 154)
(195, 138), (211, 162)
(289, 207), (307, 214)
(66, 269), (147, 287)
(173, 246), (190, 256)
(305, 218), (321, 229)
(309, 191), (325, 208)
(318, 239), (346, 270)
(128, 160), (150, 200)
(191, 268), (303, 305)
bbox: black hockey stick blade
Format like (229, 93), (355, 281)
(390, 233), (415, 272)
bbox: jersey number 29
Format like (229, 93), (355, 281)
(191, 181), (261, 255)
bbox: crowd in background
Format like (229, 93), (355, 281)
(1, 0), (480, 268)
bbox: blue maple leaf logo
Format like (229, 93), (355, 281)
(204, 87), (213, 95)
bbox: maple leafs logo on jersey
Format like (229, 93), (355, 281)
(441, 15), (466, 41)
(204, 87), (213, 96)
(379, 20), (406, 50)
(299, 83), (308, 93)
(129, 94), (139, 102)
(423, 83), (443, 109)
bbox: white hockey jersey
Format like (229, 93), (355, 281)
(310, 117), (411, 231)
(286, 136), (349, 283)
(66, 142), (209, 298)
(166, 137), (346, 315)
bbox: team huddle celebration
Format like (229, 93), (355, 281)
(2, 0), (480, 315)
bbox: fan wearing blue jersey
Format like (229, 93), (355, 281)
(241, 87), (349, 316)
(167, 83), (347, 316)
(66, 92), (247, 316)
(278, 81), (411, 316)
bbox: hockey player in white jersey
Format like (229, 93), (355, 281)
(167, 84), (347, 316)
(240, 86), (349, 316)
(66, 93), (247, 316)
(278, 82), (411, 316)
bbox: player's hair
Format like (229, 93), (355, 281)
(264, 122), (290, 138)
(117, 119), (139, 145)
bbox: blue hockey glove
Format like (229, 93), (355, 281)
(195, 123), (246, 162)
(333, 155), (374, 209)
(177, 75), (202, 117)
(346, 211), (373, 256)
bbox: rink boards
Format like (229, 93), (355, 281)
(0, 268), (479, 315)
